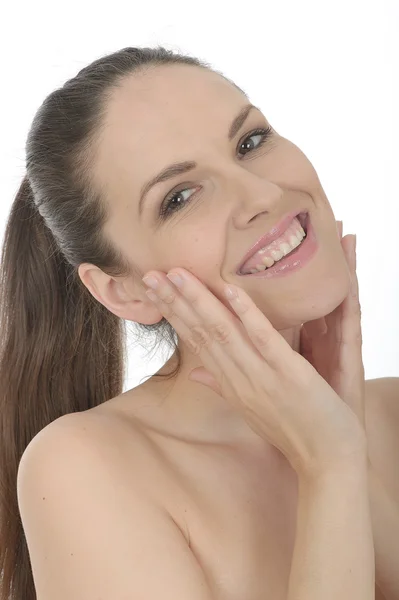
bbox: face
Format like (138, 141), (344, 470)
(86, 64), (351, 332)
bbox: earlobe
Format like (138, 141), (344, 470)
(116, 297), (165, 325)
(78, 264), (165, 324)
(94, 279), (165, 325)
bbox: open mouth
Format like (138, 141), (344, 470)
(297, 212), (308, 232)
(239, 211), (309, 275)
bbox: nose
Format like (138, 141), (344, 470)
(226, 166), (284, 227)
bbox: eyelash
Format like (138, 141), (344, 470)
(158, 125), (274, 220)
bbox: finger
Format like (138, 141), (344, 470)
(328, 235), (365, 419)
(223, 283), (304, 373)
(323, 233), (353, 332)
(337, 235), (363, 352)
(144, 275), (206, 352)
(165, 268), (297, 373)
(144, 270), (274, 387)
(145, 280), (255, 404)
(325, 235), (361, 345)
(336, 219), (343, 239)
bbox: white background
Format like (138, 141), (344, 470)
(1, 0), (398, 390)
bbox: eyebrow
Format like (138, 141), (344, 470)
(138, 103), (260, 217)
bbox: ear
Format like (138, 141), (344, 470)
(77, 263), (164, 325)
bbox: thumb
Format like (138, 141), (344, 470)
(188, 367), (222, 396)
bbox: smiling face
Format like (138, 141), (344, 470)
(88, 63), (351, 332)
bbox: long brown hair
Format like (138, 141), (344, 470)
(0, 45), (247, 599)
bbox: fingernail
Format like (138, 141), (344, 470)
(142, 275), (159, 289)
(224, 285), (238, 301)
(166, 272), (184, 288)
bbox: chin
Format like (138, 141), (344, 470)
(302, 269), (351, 322)
(267, 256), (352, 331)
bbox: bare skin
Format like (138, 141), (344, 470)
(72, 64), (394, 597)
(18, 371), (397, 598)
(92, 381), (302, 600)
(85, 373), (392, 600)
(18, 65), (397, 598)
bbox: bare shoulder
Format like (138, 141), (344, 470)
(365, 377), (399, 500)
(365, 376), (399, 437)
(16, 405), (211, 600)
(365, 376), (399, 408)
(18, 397), (170, 507)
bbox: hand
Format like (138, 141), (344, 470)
(299, 222), (366, 430)
(142, 267), (367, 480)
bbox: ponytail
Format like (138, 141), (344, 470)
(0, 44), (240, 598)
(0, 175), (127, 599)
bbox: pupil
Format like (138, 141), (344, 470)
(242, 140), (253, 154)
(171, 194), (182, 208)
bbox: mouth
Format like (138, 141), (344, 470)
(237, 210), (309, 276)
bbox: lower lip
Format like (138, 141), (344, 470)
(238, 214), (318, 279)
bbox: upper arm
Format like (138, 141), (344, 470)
(17, 415), (212, 600)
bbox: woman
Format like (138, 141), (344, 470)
(0, 46), (398, 599)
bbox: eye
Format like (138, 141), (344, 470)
(158, 125), (274, 220)
(237, 125), (273, 157)
(159, 186), (200, 220)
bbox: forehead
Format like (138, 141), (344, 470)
(106, 64), (244, 137)
(93, 65), (246, 185)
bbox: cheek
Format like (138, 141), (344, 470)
(278, 139), (334, 211)
(165, 236), (223, 275)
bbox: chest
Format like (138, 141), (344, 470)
(160, 441), (299, 599)
(158, 439), (386, 600)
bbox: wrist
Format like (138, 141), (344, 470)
(298, 455), (369, 489)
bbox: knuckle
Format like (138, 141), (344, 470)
(354, 328), (363, 345)
(350, 328), (362, 345)
(183, 336), (202, 355)
(252, 327), (273, 349)
(349, 318), (363, 342)
(209, 323), (232, 345)
(160, 291), (177, 305)
(191, 325), (211, 349)
(188, 292), (201, 308)
(350, 297), (361, 315)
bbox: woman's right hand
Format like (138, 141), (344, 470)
(142, 268), (368, 480)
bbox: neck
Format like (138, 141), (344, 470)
(142, 325), (302, 446)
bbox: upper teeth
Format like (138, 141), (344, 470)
(242, 221), (306, 274)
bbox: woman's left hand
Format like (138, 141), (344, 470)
(299, 221), (366, 430)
